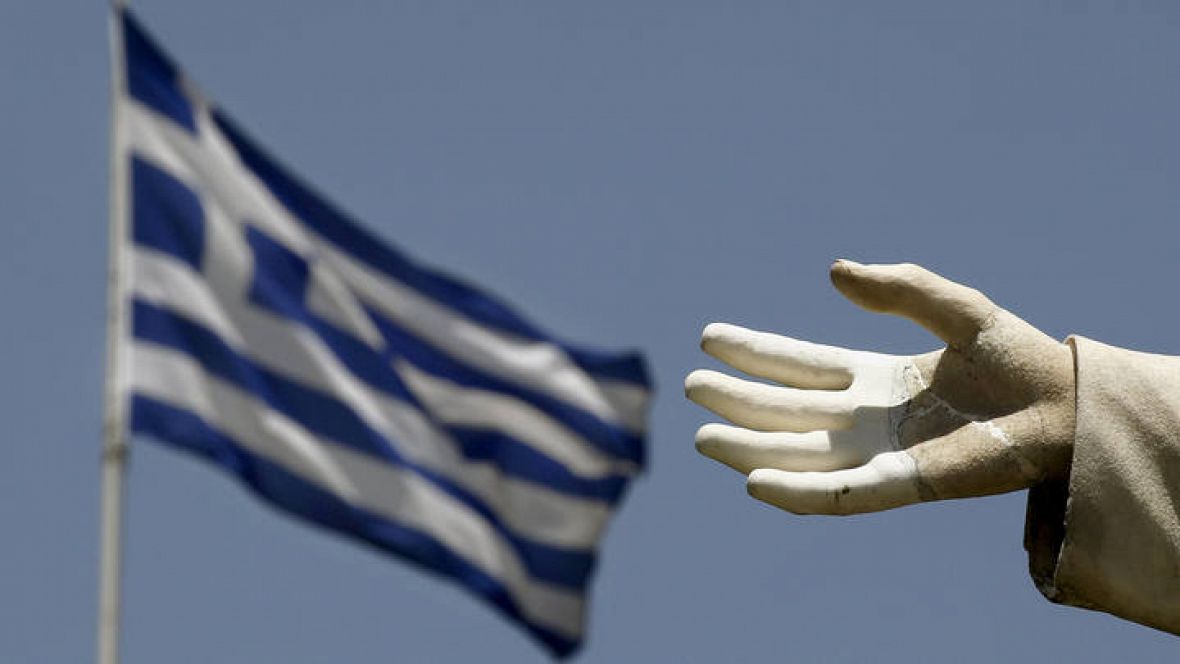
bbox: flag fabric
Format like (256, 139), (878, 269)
(109, 9), (651, 657)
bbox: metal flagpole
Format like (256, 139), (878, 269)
(99, 1), (130, 663)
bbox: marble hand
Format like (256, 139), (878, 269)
(686, 261), (1075, 515)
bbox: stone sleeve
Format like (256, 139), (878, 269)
(1024, 336), (1180, 635)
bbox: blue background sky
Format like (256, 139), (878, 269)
(4, 1), (1180, 661)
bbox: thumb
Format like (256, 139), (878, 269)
(829, 260), (997, 345)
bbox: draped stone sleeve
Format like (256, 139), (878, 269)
(1025, 336), (1180, 635)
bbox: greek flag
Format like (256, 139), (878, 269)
(109, 9), (650, 657)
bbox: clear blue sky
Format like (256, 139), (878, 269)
(3, 2), (1179, 661)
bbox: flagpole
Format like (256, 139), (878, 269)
(99, 1), (130, 663)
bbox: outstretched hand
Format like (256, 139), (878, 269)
(686, 261), (1075, 515)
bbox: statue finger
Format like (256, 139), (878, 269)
(829, 260), (997, 346)
(700, 322), (857, 389)
(745, 451), (922, 515)
(695, 423), (861, 473)
(905, 410), (1048, 501)
(685, 369), (854, 431)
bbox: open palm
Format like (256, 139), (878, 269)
(686, 261), (1075, 515)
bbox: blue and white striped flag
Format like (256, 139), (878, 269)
(109, 9), (650, 657)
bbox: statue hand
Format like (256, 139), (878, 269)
(685, 261), (1075, 515)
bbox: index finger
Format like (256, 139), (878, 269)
(701, 323), (856, 390)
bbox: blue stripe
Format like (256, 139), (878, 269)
(131, 299), (600, 590)
(565, 346), (651, 386)
(208, 106), (650, 389)
(130, 394), (581, 659)
(121, 10), (196, 133)
(131, 157), (205, 270)
(447, 428), (629, 503)
(245, 225), (310, 319)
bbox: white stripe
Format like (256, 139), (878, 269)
(597, 379), (651, 435)
(305, 260), (385, 349)
(131, 249), (615, 548)
(129, 342), (584, 637)
(122, 99), (648, 434)
(396, 360), (636, 477)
